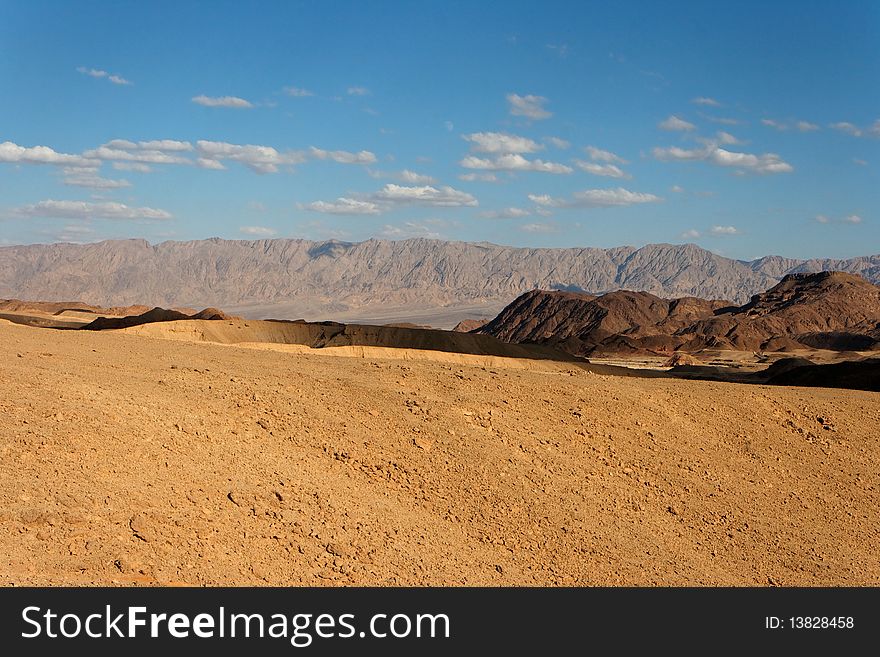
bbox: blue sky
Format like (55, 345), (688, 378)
(1, 0), (878, 259)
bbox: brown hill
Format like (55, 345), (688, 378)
(478, 289), (726, 356)
(452, 318), (489, 333)
(678, 271), (880, 351)
(480, 271), (880, 356)
(82, 307), (237, 330)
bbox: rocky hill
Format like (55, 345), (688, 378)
(477, 272), (880, 355)
(1, 238), (878, 324)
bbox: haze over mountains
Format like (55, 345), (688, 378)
(2, 237), (879, 327)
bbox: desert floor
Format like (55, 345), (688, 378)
(1, 319), (878, 586)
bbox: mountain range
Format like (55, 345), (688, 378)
(2, 237), (878, 327)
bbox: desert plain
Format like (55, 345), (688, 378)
(1, 316), (878, 586)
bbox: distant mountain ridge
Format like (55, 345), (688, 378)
(1, 238), (878, 323)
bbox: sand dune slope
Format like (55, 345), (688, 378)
(0, 320), (878, 586)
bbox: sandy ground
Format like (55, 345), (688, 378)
(1, 320), (878, 586)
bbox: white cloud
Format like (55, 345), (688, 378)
(347, 86), (370, 96)
(796, 121), (819, 132)
(506, 93), (552, 120)
(444, 121), (454, 132)
(380, 221), (444, 240)
(463, 131), (543, 154)
(284, 86), (314, 97)
(62, 169), (132, 189)
(671, 185), (685, 193)
(458, 172), (500, 183)
(368, 168), (437, 184)
(761, 118), (788, 131)
(302, 198), (382, 215)
(692, 97), (721, 107)
(659, 115), (696, 131)
(701, 115), (740, 126)
(460, 153), (572, 174)
(240, 225), (277, 236)
(520, 222), (557, 233)
(112, 162), (152, 173)
(853, 158), (868, 166)
(528, 187), (662, 208)
(309, 146), (377, 164)
(85, 144), (192, 165)
(77, 66), (132, 85)
(195, 140), (304, 173)
(584, 145), (627, 164)
(816, 213), (864, 225)
(12, 199), (171, 221)
(547, 137), (570, 149)
(370, 183), (477, 207)
(192, 95), (254, 108)
(573, 160), (631, 179)
(0, 141), (97, 168)
(709, 225), (740, 235)
(479, 207), (532, 219)
(680, 228), (701, 238)
(715, 131), (742, 145)
(829, 121), (862, 137)
(653, 144), (793, 174)
(196, 158), (227, 170)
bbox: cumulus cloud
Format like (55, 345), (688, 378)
(709, 225), (740, 235)
(692, 97), (721, 107)
(192, 95), (254, 108)
(12, 199), (171, 221)
(584, 145), (628, 164)
(196, 158), (227, 170)
(796, 121), (819, 132)
(239, 225), (277, 236)
(308, 146), (377, 164)
(62, 169), (132, 189)
(369, 169), (437, 184)
(380, 221), (445, 240)
(520, 222), (557, 233)
(463, 131), (543, 154)
(458, 172), (500, 183)
(195, 140), (305, 173)
(85, 144), (192, 165)
(302, 198), (382, 215)
(370, 183), (477, 207)
(112, 162), (152, 173)
(506, 93), (552, 120)
(761, 118), (787, 131)
(77, 66), (131, 85)
(284, 86), (314, 97)
(815, 213), (863, 225)
(680, 228), (701, 238)
(546, 137), (570, 149)
(659, 115), (696, 131)
(671, 185), (685, 193)
(528, 187), (662, 209)
(830, 120), (880, 138)
(652, 143), (793, 174)
(347, 86), (370, 96)
(829, 121), (862, 137)
(0, 141), (97, 168)
(460, 153), (572, 174)
(573, 160), (631, 179)
(715, 131), (743, 145)
(479, 207), (532, 219)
